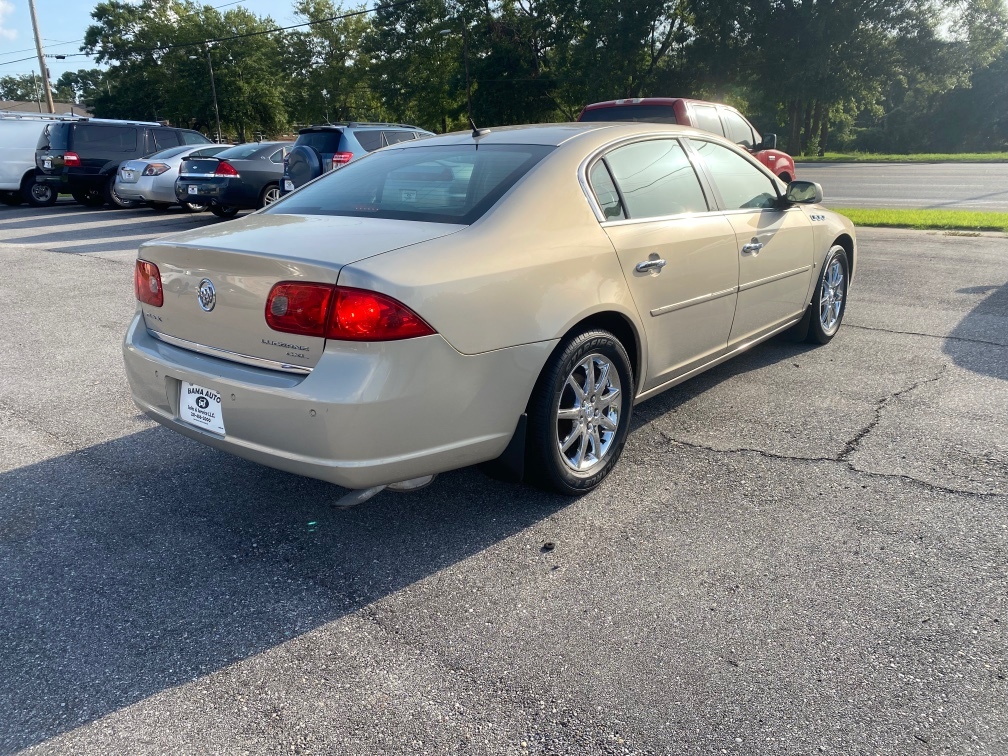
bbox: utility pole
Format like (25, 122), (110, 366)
(28, 0), (55, 113)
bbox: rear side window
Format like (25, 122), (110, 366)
(216, 144), (273, 160)
(721, 110), (755, 149)
(602, 139), (708, 219)
(588, 161), (625, 220)
(268, 143), (553, 224)
(382, 130), (418, 145)
(295, 131), (344, 153)
(148, 145), (191, 160)
(38, 123), (70, 150)
(692, 105), (724, 136)
(579, 105), (678, 124)
(73, 124), (137, 152)
(353, 130), (384, 151)
(153, 129), (181, 150)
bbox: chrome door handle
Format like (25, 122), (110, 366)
(635, 258), (667, 273)
(741, 239), (764, 255)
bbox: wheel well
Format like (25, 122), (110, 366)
(560, 311), (642, 390)
(834, 233), (855, 279)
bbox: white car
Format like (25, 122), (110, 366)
(115, 144), (228, 211)
(0, 111), (83, 206)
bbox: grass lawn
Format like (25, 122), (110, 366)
(799, 152), (1008, 163)
(833, 207), (1008, 233)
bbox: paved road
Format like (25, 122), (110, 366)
(1, 203), (1006, 754)
(796, 162), (1008, 212)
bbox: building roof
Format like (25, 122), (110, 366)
(0, 100), (93, 118)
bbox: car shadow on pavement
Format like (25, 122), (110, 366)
(0, 428), (565, 752)
(944, 282), (1008, 381)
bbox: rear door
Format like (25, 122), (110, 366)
(688, 138), (813, 345)
(589, 137), (739, 390)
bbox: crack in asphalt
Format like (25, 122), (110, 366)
(846, 323), (1008, 349)
(649, 364), (1007, 499)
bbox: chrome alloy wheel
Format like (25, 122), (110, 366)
(262, 186), (281, 206)
(555, 353), (622, 474)
(819, 256), (846, 336)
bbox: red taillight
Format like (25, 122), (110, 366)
(265, 282), (334, 338)
(328, 287), (435, 341)
(264, 282), (435, 341)
(332, 152), (353, 168)
(214, 161), (239, 177)
(134, 260), (163, 307)
(63, 151), (81, 167)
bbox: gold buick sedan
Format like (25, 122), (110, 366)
(123, 123), (855, 500)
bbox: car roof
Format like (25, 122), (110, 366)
(583, 97), (738, 111)
(388, 122), (709, 148)
(298, 123), (431, 132)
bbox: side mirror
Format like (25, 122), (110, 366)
(760, 133), (777, 150)
(785, 180), (823, 204)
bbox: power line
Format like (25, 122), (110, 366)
(55, 0), (417, 59)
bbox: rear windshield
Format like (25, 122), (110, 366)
(149, 145), (192, 160)
(579, 105), (678, 124)
(72, 124), (137, 151)
(267, 143), (553, 225)
(216, 143), (280, 160)
(295, 131), (344, 153)
(37, 122), (70, 150)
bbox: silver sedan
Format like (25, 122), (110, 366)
(115, 144), (227, 210)
(123, 123), (856, 500)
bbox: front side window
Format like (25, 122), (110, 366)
(153, 129), (181, 150)
(181, 130), (212, 145)
(690, 139), (778, 210)
(267, 143), (553, 224)
(601, 139), (708, 219)
(720, 110), (756, 150)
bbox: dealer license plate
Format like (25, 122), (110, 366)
(43, 159), (52, 169)
(179, 381), (225, 435)
(187, 184), (197, 195)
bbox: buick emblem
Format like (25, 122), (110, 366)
(198, 279), (216, 312)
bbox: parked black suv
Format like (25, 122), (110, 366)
(281, 122), (433, 195)
(35, 119), (212, 208)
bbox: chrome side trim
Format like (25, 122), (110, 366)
(738, 264), (812, 293)
(148, 330), (313, 374)
(178, 173), (224, 179)
(634, 314), (803, 404)
(650, 286), (738, 317)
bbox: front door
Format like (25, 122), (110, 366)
(688, 138), (814, 345)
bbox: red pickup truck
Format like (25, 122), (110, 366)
(578, 98), (796, 183)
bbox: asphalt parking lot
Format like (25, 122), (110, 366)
(1, 201), (1006, 754)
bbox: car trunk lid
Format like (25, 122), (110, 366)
(136, 213), (463, 371)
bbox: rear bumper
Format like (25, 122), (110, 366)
(36, 170), (105, 191)
(122, 313), (553, 489)
(116, 175), (177, 203)
(175, 178), (257, 208)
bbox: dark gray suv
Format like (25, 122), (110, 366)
(281, 122), (433, 195)
(35, 119), (211, 208)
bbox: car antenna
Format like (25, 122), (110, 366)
(469, 117), (490, 138)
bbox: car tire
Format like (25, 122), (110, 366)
(105, 178), (139, 209)
(259, 183), (281, 208)
(22, 175), (58, 207)
(807, 245), (849, 345)
(0, 191), (22, 206)
(210, 205), (239, 218)
(525, 329), (634, 495)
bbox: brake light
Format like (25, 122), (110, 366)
(134, 260), (163, 307)
(214, 161), (239, 177)
(328, 287), (435, 341)
(265, 282), (334, 337)
(264, 283), (435, 341)
(63, 151), (81, 167)
(332, 152), (353, 168)
(142, 163), (171, 176)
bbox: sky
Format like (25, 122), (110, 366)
(0, 0), (292, 82)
